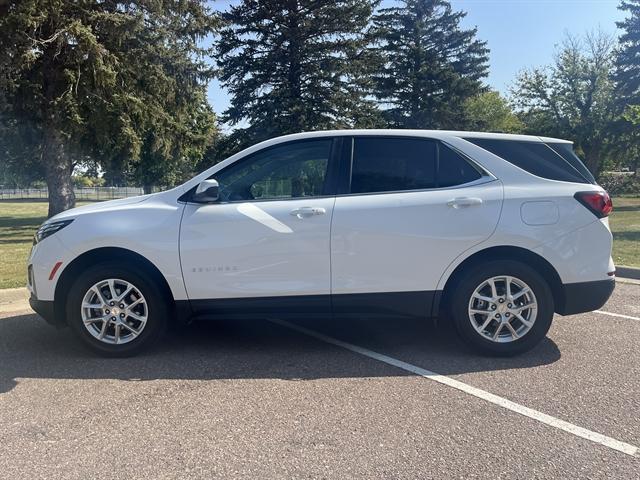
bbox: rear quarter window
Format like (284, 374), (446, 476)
(464, 138), (592, 184)
(545, 142), (596, 184)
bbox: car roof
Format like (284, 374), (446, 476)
(263, 129), (573, 145)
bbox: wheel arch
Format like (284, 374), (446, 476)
(54, 247), (182, 326)
(436, 246), (564, 316)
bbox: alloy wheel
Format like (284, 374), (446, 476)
(468, 275), (538, 343)
(80, 278), (148, 345)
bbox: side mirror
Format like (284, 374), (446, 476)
(193, 179), (219, 203)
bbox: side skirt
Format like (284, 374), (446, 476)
(179, 290), (440, 321)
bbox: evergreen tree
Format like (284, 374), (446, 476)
(615, 0), (640, 106)
(216, 0), (382, 149)
(371, 0), (489, 129)
(0, 1), (218, 216)
(613, 0), (640, 174)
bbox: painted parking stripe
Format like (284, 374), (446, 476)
(595, 310), (640, 322)
(269, 318), (638, 457)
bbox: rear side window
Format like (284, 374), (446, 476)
(350, 137), (482, 194)
(464, 138), (592, 184)
(546, 143), (596, 184)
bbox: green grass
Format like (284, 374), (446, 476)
(0, 201), (47, 289)
(610, 196), (640, 268)
(0, 197), (638, 289)
(0, 201), (89, 289)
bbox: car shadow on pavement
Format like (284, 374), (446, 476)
(0, 311), (561, 394)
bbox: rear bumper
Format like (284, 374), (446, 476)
(29, 295), (65, 327)
(557, 278), (615, 316)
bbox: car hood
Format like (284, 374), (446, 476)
(48, 194), (153, 222)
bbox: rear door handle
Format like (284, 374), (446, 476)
(290, 207), (326, 219)
(447, 197), (483, 209)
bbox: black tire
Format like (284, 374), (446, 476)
(448, 259), (554, 356)
(66, 261), (169, 357)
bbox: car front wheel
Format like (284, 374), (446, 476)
(66, 262), (168, 356)
(449, 260), (554, 356)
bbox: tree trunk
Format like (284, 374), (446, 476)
(43, 127), (75, 218)
(143, 184), (153, 194)
(583, 149), (602, 179)
(41, 35), (75, 218)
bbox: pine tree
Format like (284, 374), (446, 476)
(371, 0), (489, 129)
(613, 0), (640, 173)
(615, 0), (640, 105)
(0, 1), (218, 216)
(216, 0), (381, 149)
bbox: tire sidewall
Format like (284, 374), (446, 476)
(450, 260), (554, 356)
(66, 262), (168, 356)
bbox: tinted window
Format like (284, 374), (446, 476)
(350, 138), (481, 194)
(465, 138), (589, 184)
(214, 140), (332, 201)
(546, 143), (596, 184)
(438, 145), (483, 187)
(351, 138), (437, 194)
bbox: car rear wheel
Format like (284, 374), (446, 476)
(449, 260), (554, 356)
(66, 262), (168, 356)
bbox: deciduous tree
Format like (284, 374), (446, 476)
(512, 32), (616, 176)
(464, 91), (522, 133)
(0, 1), (218, 216)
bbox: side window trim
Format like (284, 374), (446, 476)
(338, 176), (497, 198)
(180, 137), (340, 204)
(345, 135), (490, 196)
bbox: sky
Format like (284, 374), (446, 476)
(206, 0), (626, 119)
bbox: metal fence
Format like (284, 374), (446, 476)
(0, 187), (147, 201)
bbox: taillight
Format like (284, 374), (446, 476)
(574, 191), (613, 218)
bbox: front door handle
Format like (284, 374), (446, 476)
(290, 207), (326, 219)
(447, 197), (483, 209)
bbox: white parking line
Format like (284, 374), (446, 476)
(269, 318), (639, 458)
(595, 310), (640, 322)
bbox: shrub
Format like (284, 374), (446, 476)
(598, 172), (640, 195)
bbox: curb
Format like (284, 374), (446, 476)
(0, 287), (30, 314)
(2, 267), (640, 306)
(0, 287), (29, 305)
(2, 267), (640, 304)
(616, 266), (640, 281)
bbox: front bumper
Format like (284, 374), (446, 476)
(29, 294), (65, 327)
(557, 278), (615, 316)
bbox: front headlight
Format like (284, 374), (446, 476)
(34, 219), (74, 245)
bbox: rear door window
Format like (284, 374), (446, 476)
(464, 138), (592, 184)
(438, 144), (484, 187)
(350, 137), (482, 194)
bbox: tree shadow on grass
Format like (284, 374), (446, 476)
(612, 230), (640, 242)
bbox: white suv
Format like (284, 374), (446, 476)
(27, 130), (615, 356)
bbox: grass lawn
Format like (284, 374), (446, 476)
(0, 197), (639, 289)
(0, 201), (88, 289)
(610, 196), (640, 268)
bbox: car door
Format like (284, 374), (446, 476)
(180, 138), (339, 316)
(330, 136), (503, 318)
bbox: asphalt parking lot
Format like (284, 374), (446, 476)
(1, 282), (639, 479)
